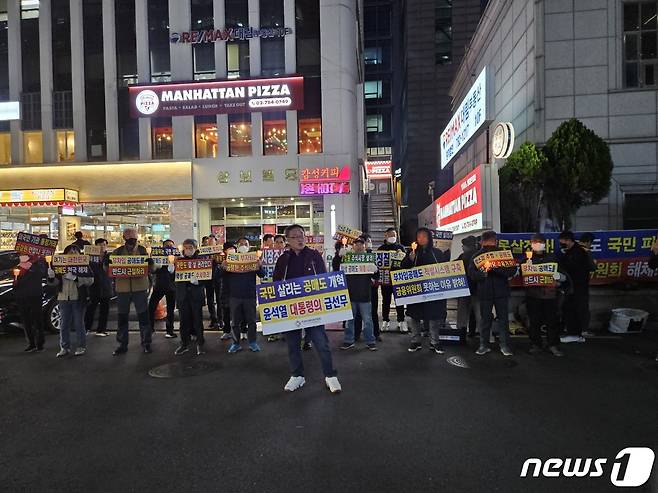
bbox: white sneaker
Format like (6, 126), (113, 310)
(325, 376), (342, 393)
(382, 321), (390, 332)
(56, 348), (70, 358)
(560, 335), (585, 344)
(74, 347), (87, 356)
(284, 376), (306, 392)
(399, 321), (408, 333)
(240, 333), (247, 341)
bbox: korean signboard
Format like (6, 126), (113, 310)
(109, 256), (149, 278)
(225, 252), (260, 273)
(257, 272), (353, 335)
(52, 254), (92, 277)
(375, 251), (406, 285)
(333, 225), (363, 244)
(498, 230), (658, 285)
(472, 250), (517, 271)
(170, 26), (293, 44)
(436, 166), (483, 234)
(391, 260), (471, 305)
(432, 230), (453, 251)
(261, 248), (285, 283)
(340, 252), (377, 275)
(151, 246), (182, 266)
(174, 258), (213, 282)
(0, 188), (79, 206)
(440, 66), (491, 168)
(14, 232), (58, 258)
(521, 262), (558, 287)
(129, 76), (304, 118)
(84, 245), (102, 264)
(299, 165), (351, 196)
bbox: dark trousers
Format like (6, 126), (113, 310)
(229, 297), (257, 343)
(148, 287), (176, 333)
(286, 326), (337, 377)
(526, 297), (560, 347)
(179, 296), (204, 346)
(85, 293), (110, 332)
(479, 296), (511, 348)
(19, 297), (44, 348)
(354, 286), (380, 339)
(116, 291), (151, 349)
(205, 283), (218, 324)
(220, 306), (231, 333)
(563, 289), (590, 336)
(381, 284), (405, 322)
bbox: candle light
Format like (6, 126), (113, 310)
(341, 237), (348, 246)
(484, 260), (491, 271)
(525, 250), (532, 261)
(257, 250), (262, 258)
(45, 255), (52, 265)
(167, 255), (175, 264)
(411, 242), (417, 251)
(12, 267), (20, 280)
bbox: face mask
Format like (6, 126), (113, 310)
(366, 242), (373, 250)
(125, 238), (137, 247)
(386, 236), (397, 244)
(237, 246), (249, 254)
(532, 243), (546, 252)
(559, 242), (568, 250)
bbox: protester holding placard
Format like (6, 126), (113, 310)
(400, 228), (450, 354)
(148, 239), (178, 339)
(13, 252), (48, 353)
(217, 242), (236, 341)
(201, 236), (221, 329)
(173, 239), (207, 355)
(107, 228), (153, 355)
(378, 227), (408, 333)
(353, 234), (381, 342)
(456, 236), (481, 338)
(336, 237), (379, 351)
(467, 231), (517, 357)
(48, 244), (95, 357)
(523, 234), (566, 357)
(221, 238), (266, 354)
(85, 238), (113, 337)
(272, 224), (341, 394)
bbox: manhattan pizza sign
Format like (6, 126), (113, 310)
(129, 76), (304, 118)
(435, 166), (483, 234)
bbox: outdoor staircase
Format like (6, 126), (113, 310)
(367, 181), (398, 244)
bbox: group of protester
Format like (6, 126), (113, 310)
(11, 223), (658, 393)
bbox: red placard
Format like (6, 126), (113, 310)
(129, 76), (304, 118)
(435, 166), (483, 234)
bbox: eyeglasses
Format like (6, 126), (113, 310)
(286, 235), (305, 240)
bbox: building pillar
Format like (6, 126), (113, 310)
(169, 0), (194, 159)
(284, 0), (297, 156)
(135, 0), (152, 160)
(39, 0), (56, 163)
(7, 0), (23, 164)
(102, 0), (120, 161)
(70, 0), (88, 161)
(214, 0), (228, 158)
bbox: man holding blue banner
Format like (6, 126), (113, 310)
(272, 224), (341, 394)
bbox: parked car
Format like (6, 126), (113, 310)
(0, 251), (60, 333)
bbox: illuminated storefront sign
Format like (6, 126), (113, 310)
(300, 166), (351, 195)
(435, 167), (483, 233)
(0, 101), (20, 121)
(129, 76), (304, 118)
(366, 160), (392, 180)
(0, 188), (79, 207)
(440, 67), (491, 169)
(170, 26), (293, 44)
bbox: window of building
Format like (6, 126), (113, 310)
(23, 131), (43, 164)
(83, 0), (106, 160)
(0, 4), (8, 104)
(148, 0), (171, 80)
(0, 133), (10, 164)
(21, 92), (41, 131)
(261, 38), (285, 76)
(263, 112), (287, 155)
(152, 119), (173, 159)
(296, 0), (320, 75)
(52, 0), (72, 92)
(261, 0), (284, 26)
(298, 118), (322, 154)
(118, 87), (140, 160)
(116, 0), (137, 86)
(364, 6), (390, 37)
(225, 0), (248, 27)
(364, 47), (382, 66)
(192, 0), (215, 80)
(229, 113), (252, 157)
(367, 146), (392, 157)
(195, 116), (219, 158)
(21, 0), (40, 94)
(56, 130), (75, 162)
(624, 2), (658, 88)
(367, 114), (384, 133)
(435, 0), (452, 65)
(53, 91), (73, 128)
(227, 42), (250, 79)
(624, 193), (658, 228)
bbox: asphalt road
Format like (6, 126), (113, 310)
(0, 327), (657, 493)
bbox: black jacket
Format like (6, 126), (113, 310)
(13, 259), (46, 300)
(558, 244), (594, 292)
(153, 265), (176, 293)
(221, 266), (266, 300)
(467, 246), (517, 300)
(523, 252), (563, 300)
(89, 255), (113, 299)
(175, 255), (206, 307)
(457, 248), (478, 295)
(650, 252), (658, 270)
(273, 247), (326, 281)
(400, 245), (450, 320)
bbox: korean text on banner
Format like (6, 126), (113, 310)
(432, 230), (453, 251)
(261, 248), (285, 283)
(391, 260), (470, 305)
(305, 235), (325, 253)
(14, 232), (58, 258)
(521, 262), (557, 287)
(225, 252), (259, 273)
(109, 255), (149, 278)
(52, 254), (92, 276)
(376, 251), (406, 285)
(473, 250), (517, 271)
(84, 245), (102, 264)
(257, 271), (353, 335)
(174, 258), (213, 282)
(332, 225), (363, 244)
(341, 252), (377, 275)
(150, 246), (181, 266)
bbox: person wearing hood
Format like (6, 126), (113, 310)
(173, 239), (207, 355)
(401, 227), (450, 354)
(456, 235), (481, 338)
(107, 228), (153, 355)
(13, 251), (47, 352)
(47, 244), (95, 357)
(221, 237), (266, 354)
(467, 230), (518, 357)
(524, 233), (566, 357)
(378, 227), (407, 333)
(148, 239), (177, 339)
